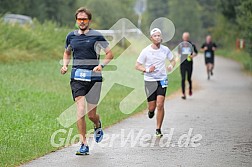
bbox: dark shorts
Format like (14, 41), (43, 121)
(144, 81), (167, 102)
(205, 57), (214, 64)
(70, 79), (102, 104)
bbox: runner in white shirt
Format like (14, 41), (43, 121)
(135, 28), (176, 137)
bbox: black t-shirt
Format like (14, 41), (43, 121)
(65, 29), (109, 70)
(178, 41), (198, 64)
(65, 29), (109, 81)
(201, 42), (217, 59)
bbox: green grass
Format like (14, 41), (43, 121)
(0, 59), (181, 166)
(0, 22), (181, 166)
(0, 20), (69, 63)
(216, 49), (252, 73)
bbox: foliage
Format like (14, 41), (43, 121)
(0, 0), (78, 26)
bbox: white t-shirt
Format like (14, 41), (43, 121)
(137, 44), (173, 81)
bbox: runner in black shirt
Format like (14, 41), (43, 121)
(201, 35), (217, 80)
(60, 7), (113, 155)
(179, 32), (198, 100)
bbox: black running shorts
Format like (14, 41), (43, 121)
(144, 81), (167, 102)
(70, 79), (102, 104)
(205, 57), (214, 64)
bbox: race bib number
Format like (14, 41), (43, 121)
(181, 47), (192, 55)
(205, 51), (212, 58)
(160, 78), (168, 88)
(72, 69), (92, 81)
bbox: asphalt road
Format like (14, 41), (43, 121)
(22, 55), (252, 167)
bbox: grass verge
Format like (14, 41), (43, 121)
(216, 49), (252, 74)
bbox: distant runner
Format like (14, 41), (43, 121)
(179, 32), (198, 100)
(201, 35), (217, 80)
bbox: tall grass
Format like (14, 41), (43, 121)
(0, 20), (69, 63)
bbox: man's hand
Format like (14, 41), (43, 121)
(93, 65), (102, 72)
(148, 65), (155, 73)
(167, 64), (173, 72)
(61, 66), (68, 75)
(204, 46), (208, 51)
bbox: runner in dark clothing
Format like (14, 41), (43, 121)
(60, 7), (113, 155)
(179, 32), (198, 100)
(201, 35), (217, 80)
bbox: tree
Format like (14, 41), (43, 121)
(197, 0), (218, 33)
(218, 0), (241, 23)
(77, 0), (137, 29)
(236, 0), (252, 56)
(0, 0), (78, 26)
(168, 0), (203, 43)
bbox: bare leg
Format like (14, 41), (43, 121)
(75, 96), (87, 145)
(210, 63), (214, 75)
(156, 95), (165, 129)
(206, 64), (209, 75)
(206, 63), (211, 79)
(148, 101), (156, 112)
(87, 103), (100, 128)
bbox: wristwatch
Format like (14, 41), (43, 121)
(100, 63), (105, 68)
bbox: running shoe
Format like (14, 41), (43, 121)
(156, 129), (163, 138)
(76, 144), (89, 155)
(181, 94), (186, 100)
(148, 111), (155, 119)
(189, 90), (192, 96)
(94, 120), (103, 143)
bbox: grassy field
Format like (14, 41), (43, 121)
(0, 60), (181, 166)
(0, 22), (181, 166)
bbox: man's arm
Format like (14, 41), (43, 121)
(192, 44), (198, 58)
(93, 47), (113, 72)
(135, 62), (155, 73)
(61, 49), (71, 74)
(167, 57), (176, 72)
(135, 62), (147, 72)
(170, 58), (176, 68)
(200, 43), (206, 52)
(212, 43), (217, 51)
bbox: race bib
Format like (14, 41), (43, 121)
(72, 69), (92, 82)
(160, 78), (168, 88)
(205, 51), (212, 58)
(181, 47), (192, 55)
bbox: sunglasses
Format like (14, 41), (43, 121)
(76, 18), (89, 23)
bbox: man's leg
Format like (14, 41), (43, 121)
(86, 82), (103, 143)
(211, 57), (215, 74)
(147, 99), (156, 119)
(206, 63), (210, 78)
(148, 101), (156, 112)
(145, 81), (158, 118)
(75, 96), (87, 145)
(210, 63), (214, 75)
(87, 103), (100, 128)
(180, 65), (186, 98)
(86, 82), (102, 127)
(156, 95), (165, 129)
(187, 63), (193, 94)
